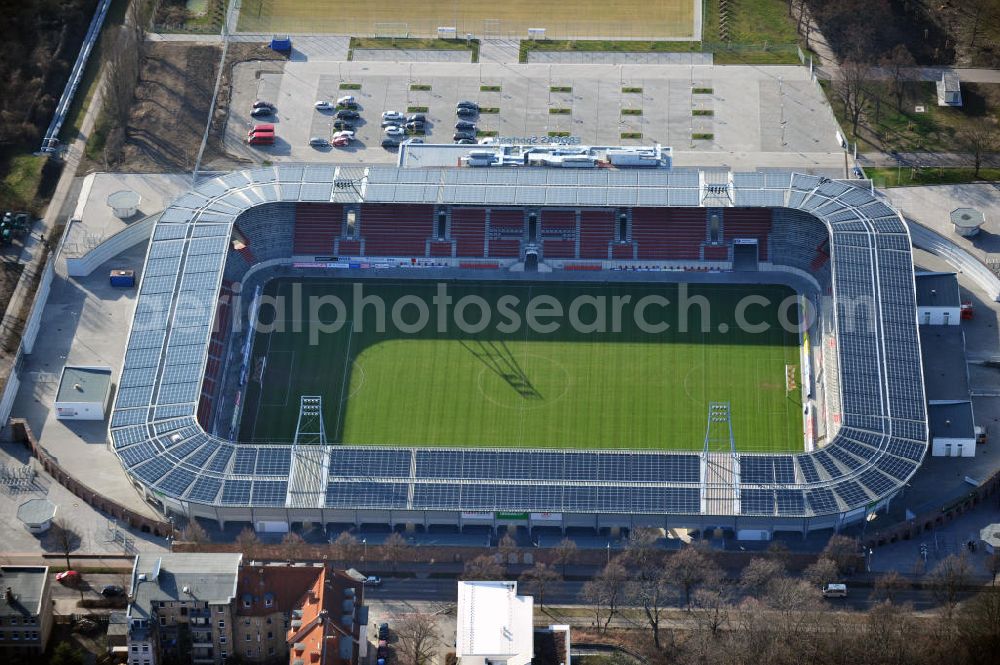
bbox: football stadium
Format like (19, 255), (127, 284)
(108, 164), (928, 535)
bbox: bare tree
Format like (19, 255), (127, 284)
(822, 534), (861, 574)
(497, 532), (519, 567)
(689, 587), (731, 639)
(663, 546), (722, 610)
(836, 59), (874, 137)
(872, 570), (909, 604)
(956, 588), (1000, 664)
(984, 551), (1000, 587)
(627, 564), (671, 648)
(862, 600), (921, 665)
(47, 519), (83, 570)
(580, 558), (627, 632)
(881, 44), (915, 111)
(928, 553), (972, 619)
(739, 557), (787, 599)
(623, 527), (660, 570)
(959, 121), (998, 178)
(382, 532), (409, 572)
(393, 613), (439, 665)
(235, 527), (261, 561)
(519, 562), (561, 609)
(462, 555), (505, 581)
(180, 520), (209, 545)
(280, 532), (310, 560)
(802, 556), (839, 588)
(552, 537), (577, 576)
(332, 532), (362, 564)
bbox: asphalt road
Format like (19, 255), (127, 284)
(364, 577), (974, 612)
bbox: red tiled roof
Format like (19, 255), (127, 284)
(236, 565), (323, 616)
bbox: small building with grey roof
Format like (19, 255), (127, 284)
(915, 272), (961, 326)
(55, 365), (112, 420)
(919, 325), (977, 457)
(0, 565), (53, 654)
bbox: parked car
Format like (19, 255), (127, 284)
(332, 137), (350, 147)
(382, 111), (405, 122)
(402, 138), (424, 144)
(250, 107), (273, 118)
(336, 95), (357, 107)
(332, 120), (355, 131)
(101, 585), (126, 597)
(381, 138), (400, 149)
(456, 100), (479, 110)
(248, 123), (275, 135)
(335, 109), (360, 120)
(378, 623), (389, 639)
(381, 119), (403, 128)
(56, 570), (81, 585)
(384, 126), (406, 137)
(455, 120), (476, 131)
(333, 131), (355, 143)
(453, 131), (476, 141)
(455, 138), (476, 144)
(406, 113), (426, 123)
(252, 100), (275, 110)
(315, 100), (335, 110)
(364, 575), (382, 586)
(405, 121), (425, 132)
(309, 137), (330, 147)
(456, 107), (478, 118)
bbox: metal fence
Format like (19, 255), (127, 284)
(39, 0), (113, 153)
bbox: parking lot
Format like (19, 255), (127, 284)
(226, 61), (842, 167)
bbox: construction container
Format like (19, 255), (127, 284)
(110, 269), (135, 288)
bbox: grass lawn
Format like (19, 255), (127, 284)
(824, 80), (1000, 154)
(865, 167), (1000, 188)
(0, 154), (48, 212)
(239, 279), (804, 452)
(239, 0), (695, 39)
(348, 37), (479, 62)
(519, 0), (800, 63)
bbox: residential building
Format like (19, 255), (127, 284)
(126, 553), (243, 665)
(0, 566), (53, 655)
(235, 563), (328, 663)
(456, 581), (533, 665)
(287, 567), (368, 665)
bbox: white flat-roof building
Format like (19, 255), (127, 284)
(457, 581), (534, 665)
(54, 365), (112, 420)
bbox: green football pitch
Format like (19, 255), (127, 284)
(237, 0), (698, 40)
(237, 279), (804, 452)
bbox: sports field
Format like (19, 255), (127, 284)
(238, 279), (804, 452)
(236, 0), (698, 40)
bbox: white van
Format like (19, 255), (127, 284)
(822, 583), (848, 598)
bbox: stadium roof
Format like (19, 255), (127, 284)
(108, 166), (927, 521)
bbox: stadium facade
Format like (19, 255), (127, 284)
(108, 164), (927, 535)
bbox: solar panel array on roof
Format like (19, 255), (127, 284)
(107, 165), (927, 520)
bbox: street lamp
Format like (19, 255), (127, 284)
(363, 538), (367, 561)
(606, 541), (610, 564)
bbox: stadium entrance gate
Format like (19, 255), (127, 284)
(732, 239), (759, 271)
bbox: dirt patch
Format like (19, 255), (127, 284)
(113, 42), (222, 173)
(81, 42), (286, 174)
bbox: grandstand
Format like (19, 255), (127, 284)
(108, 165), (927, 535)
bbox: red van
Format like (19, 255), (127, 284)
(248, 124), (275, 135)
(247, 132), (274, 145)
